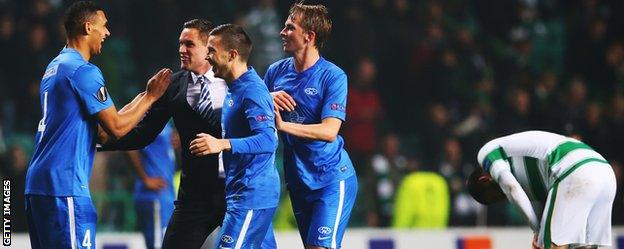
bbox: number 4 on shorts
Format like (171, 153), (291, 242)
(82, 229), (92, 249)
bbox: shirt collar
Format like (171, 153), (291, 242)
(230, 67), (257, 90)
(289, 56), (324, 75)
(190, 68), (218, 85)
(60, 46), (85, 61)
(61, 46), (77, 54)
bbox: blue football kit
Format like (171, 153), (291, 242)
(264, 57), (358, 248)
(215, 68), (280, 249)
(25, 47), (113, 249)
(134, 122), (176, 249)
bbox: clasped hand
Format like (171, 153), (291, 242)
(190, 133), (224, 156)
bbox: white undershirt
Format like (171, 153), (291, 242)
(185, 68), (228, 178)
(186, 68), (228, 110)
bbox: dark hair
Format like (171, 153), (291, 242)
(288, 3), (332, 49)
(209, 24), (253, 62)
(466, 167), (506, 205)
(63, 1), (103, 38)
(183, 19), (213, 45)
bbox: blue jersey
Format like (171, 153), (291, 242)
(264, 57), (355, 190)
(134, 122), (176, 201)
(25, 47), (113, 197)
(222, 67), (280, 209)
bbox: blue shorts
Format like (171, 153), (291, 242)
(215, 207), (277, 249)
(290, 175), (358, 249)
(26, 195), (97, 249)
(135, 198), (174, 249)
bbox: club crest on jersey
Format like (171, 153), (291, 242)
(287, 110), (305, 123)
(96, 87), (108, 102)
(318, 226), (332, 235)
(304, 87), (318, 95)
(221, 235), (234, 243)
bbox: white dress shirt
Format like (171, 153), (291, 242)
(186, 68), (228, 178)
(186, 68), (228, 110)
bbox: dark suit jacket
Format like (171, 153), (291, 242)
(103, 70), (225, 208)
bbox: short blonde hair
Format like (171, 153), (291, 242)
(288, 3), (332, 49)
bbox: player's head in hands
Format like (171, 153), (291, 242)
(180, 19), (213, 74)
(467, 167), (506, 205)
(281, 3), (332, 53)
(64, 1), (109, 56)
(206, 24), (252, 80)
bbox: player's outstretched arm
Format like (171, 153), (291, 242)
(274, 109), (341, 142)
(118, 91), (148, 113)
(98, 68), (172, 141)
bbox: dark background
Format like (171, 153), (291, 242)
(1, 0), (623, 231)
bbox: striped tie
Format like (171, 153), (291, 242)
(194, 76), (214, 122)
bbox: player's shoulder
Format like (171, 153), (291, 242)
(69, 63), (103, 81)
(241, 74), (271, 102)
(314, 59), (347, 89)
(53, 54), (89, 77)
(317, 57), (346, 76)
(244, 80), (271, 98)
(266, 58), (292, 75)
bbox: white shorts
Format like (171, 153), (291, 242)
(538, 161), (616, 248)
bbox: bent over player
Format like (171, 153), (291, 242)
(468, 131), (616, 249)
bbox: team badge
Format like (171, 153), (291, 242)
(221, 235), (234, 243)
(97, 87), (108, 103)
(318, 226), (332, 235)
(287, 110), (305, 123)
(304, 87), (318, 95)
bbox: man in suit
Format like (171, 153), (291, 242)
(101, 19), (228, 249)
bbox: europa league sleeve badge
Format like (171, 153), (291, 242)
(97, 86), (109, 103)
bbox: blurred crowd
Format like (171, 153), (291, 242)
(1, 0), (624, 232)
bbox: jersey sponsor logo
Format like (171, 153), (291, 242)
(304, 87), (318, 95)
(287, 110), (305, 124)
(330, 103), (345, 112)
(317, 226), (332, 235)
(42, 65), (58, 79)
(340, 165), (348, 172)
(318, 235), (331, 240)
(255, 115), (270, 122)
(221, 235), (234, 244)
(96, 87), (108, 102)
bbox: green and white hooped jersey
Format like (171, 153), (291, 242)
(477, 131), (608, 202)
